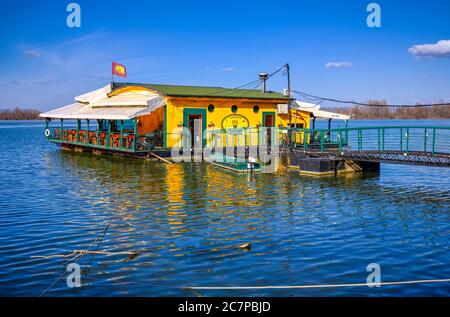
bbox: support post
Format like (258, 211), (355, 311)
(60, 119), (63, 141)
(133, 119), (137, 152)
(120, 120), (124, 150)
(76, 119), (80, 143)
(97, 119), (100, 147)
(86, 120), (89, 144)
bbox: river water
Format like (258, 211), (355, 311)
(0, 120), (449, 296)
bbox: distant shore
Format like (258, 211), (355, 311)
(0, 108), (41, 120)
(323, 101), (450, 120)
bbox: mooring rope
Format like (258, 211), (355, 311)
(187, 278), (450, 290)
(39, 221), (111, 297)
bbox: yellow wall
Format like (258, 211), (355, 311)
(165, 96), (310, 148)
(137, 106), (164, 134)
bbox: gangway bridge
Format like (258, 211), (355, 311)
(288, 126), (450, 168)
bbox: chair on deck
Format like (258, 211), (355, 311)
(124, 134), (134, 149)
(54, 129), (61, 140)
(111, 133), (121, 148)
(99, 132), (107, 146)
(88, 131), (97, 145)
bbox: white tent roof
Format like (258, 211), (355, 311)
(294, 100), (350, 120)
(40, 85), (164, 120)
(75, 84), (112, 104)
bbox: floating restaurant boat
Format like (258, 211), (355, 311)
(40, 77), (348, 159)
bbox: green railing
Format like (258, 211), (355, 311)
(289, 126), (450, 156)
(47, 126), (450, 157)
(47, 128), (175, 152)
(205, 127), (285, 148)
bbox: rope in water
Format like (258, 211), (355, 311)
(39, 221), (111, 297)
(187, 278), (450, 290)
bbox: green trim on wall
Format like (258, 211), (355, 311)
(183, 108), (207, 147)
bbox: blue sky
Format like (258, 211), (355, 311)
(0, 0), (449, 110)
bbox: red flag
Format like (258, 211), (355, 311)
(112, 61), (127, 78)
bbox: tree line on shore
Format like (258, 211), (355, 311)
(0, 107), (41, 120)
(323, 100), (450, 119)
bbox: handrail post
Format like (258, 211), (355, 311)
(358, 129), (362, 152)
(405, 128), (409, 154)
(303, 130), (308, 153)
(432, 128), (436, 156)
(345, 120), (349, 145)
(320, 130), (324, 153)
(424, 128), (427, 152)
(400, 128), (403, 152)
(377, 128), (381, 152)
(338, 130), (342, 153)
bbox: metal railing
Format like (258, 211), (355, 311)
(289, 126), (450, 156)
(47, 126), (450, 159)
(205, 127), (286, 148)
(49, 128), (155, 152)
(48, 128), (185, 153)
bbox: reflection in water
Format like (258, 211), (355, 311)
(0, 123), (449, 296)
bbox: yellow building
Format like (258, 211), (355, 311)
(40, 82), (311, 151)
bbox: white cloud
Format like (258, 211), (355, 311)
(23, 50), (41, 58)
(221, 67), (235, 72)
(325, 61), (352, 69)
(408, 40), (450, 58)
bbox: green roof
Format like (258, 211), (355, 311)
(112, 82), (288, 100)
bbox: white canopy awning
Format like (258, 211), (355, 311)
(40, 85), (164, 120)
(294, 101), (350, 120)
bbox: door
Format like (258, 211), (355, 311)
(262, 112), (275, 146)
(183, 108), (207, 149)
(188, 114), (202, 149)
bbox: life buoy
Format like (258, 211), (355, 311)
(44, 129), (51, 137)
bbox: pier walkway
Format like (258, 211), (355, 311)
(289, 126), (450, 168)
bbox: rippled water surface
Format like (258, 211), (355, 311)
(0, 120), (449, 296)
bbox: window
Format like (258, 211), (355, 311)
(253, 105), (260, 113)
(231, 105), (238, 113)
(208, 104), (215, 113)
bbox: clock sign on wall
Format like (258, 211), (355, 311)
(221, 114), (250, 129)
